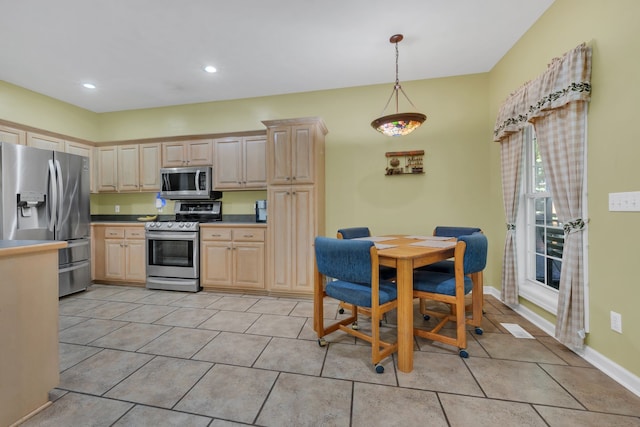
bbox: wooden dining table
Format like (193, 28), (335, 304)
(374, 235), (457, 373)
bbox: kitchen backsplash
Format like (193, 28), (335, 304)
(90, 190), (267, 215)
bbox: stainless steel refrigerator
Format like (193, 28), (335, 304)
(0, 142), (91, 297)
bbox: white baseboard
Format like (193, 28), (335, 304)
(484, 286), (640, 397)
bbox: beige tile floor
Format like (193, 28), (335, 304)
(20, 284), (640, 427)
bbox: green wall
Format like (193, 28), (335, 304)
(488, 0), (640, 376)
(1, 0), (638, 379)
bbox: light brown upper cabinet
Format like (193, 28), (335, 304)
(0, 124), (26, 145)
(264, 121), (327, 185)
(65, 141), (96, 193)
(162, 139), (212, 167)
(27, 132), (65, 152)
(213, 135), (267, 190)
(97, 143), (161, 192)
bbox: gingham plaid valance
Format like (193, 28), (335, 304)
(493, 43), (592, 142)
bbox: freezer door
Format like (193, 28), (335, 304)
(0, 143), (54, 240)
(54, 151), (90, 241)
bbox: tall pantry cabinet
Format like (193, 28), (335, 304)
(263, 117), (327, 295)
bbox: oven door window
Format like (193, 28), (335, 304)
(148, 238), (194, 268)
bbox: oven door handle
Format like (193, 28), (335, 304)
(146, 231), (199, 240)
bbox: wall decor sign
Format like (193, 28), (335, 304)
(385, 150), (424, 175)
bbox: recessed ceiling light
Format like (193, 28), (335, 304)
(204, 66), (217, 73)
(82, 83), (96, 89)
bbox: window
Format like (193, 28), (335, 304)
(517, 125), (561, 312)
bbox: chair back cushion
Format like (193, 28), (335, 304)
(434, 226), (481, 237)
(337, 227), (371, 239)
(315, 237), (373, 285)
(460, 232), (488, 274)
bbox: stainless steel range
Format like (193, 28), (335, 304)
(145, 220), (200, 292)
(145, 199), (222, 292)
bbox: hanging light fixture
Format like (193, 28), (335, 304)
(371, 34), (427, 137)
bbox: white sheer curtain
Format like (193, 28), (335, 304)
(493, 43), (591, 349)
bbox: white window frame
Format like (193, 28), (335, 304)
(516, 124), (589, 329)
(516, 125), (559, 314)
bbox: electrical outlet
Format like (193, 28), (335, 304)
(610, 311), (622, 333)
(115, 205), (120, 213)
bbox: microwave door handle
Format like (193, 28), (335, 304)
(55, 160), (64, 229)
(48, 159), (57, 232)
(163, 173), (170, 191)
(195, 170), (200, 192)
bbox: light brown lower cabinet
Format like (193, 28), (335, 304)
(93, 224), (146, 284)
(201, 226), (265, 291)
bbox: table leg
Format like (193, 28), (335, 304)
(396, 258), (414, 372)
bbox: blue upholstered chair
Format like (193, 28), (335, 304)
(337, 227), (396, 281)
(313, 237), (398, 373)
(336, 227), (371, 240)
(413, 232), (488, 358)
(336, 227), (396, 319)
(417, 226), (485, 321)
(418, 226), (482, 274)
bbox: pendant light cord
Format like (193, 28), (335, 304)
(377, 38), (420, 116)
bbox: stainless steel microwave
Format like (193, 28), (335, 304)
(160, 166), (221, 200)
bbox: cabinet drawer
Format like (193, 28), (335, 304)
(201, 228), (232, 241)
(104, 227), (125, 238)
(125, 227), (145, 239)
(232, 228), (265, 242)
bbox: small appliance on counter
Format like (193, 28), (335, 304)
(255, 200), (267, 223)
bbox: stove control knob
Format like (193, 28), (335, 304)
(178, 223), (185, 228)
(167, 223), (173, 228)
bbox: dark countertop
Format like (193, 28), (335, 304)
(91, 214), (264, 224)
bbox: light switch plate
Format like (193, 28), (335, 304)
(609, 191), (640, 211)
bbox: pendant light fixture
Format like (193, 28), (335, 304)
(371, 34), (427, 137)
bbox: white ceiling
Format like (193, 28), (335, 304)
(0, 0), (554, 113)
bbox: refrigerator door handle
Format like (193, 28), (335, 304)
(48, 159), (57, 232)
(54, 160), (64, 229)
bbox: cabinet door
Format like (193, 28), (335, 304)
(186, 140), (212, 165)
(234, 242), (265, 289)
(162, 142), (186, 167)
(267, 187), (292, 291)
(213, 137), (242, 189)
(0, 125), (26, 145)
(117, 145), (140, 191)
(104, 239), (125, 280)
(27, 132), (65, 152)
(139, 143), (161, 191)
(65, 141), (95, 193)
(125, 239), (146, 282)
(201, 241), (233, 286)
(291, 186), (315, 293)
(243, 136), (267, 189)
(291, 125), (314, 184)
(268, 127), (292, 185)
(97, 146), (118, 192)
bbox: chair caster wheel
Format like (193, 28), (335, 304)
(475, 327), (484, 335)
(352, 322), (359, 330)
(459, 349), (469, 358)
(423, 314), (430, 321)
(338, 308), (345, 314)
(375, 364), (384, 374)
(318, 338), (327, 347)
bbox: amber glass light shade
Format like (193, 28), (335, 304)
(371, 112), (427, 137)
(371, 34), (427, 137)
